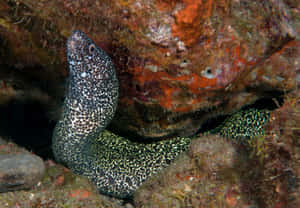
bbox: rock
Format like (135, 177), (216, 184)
(134, 89), (300, 207)
(134, 135), (248, 207)
(253, 89), (300, 208)
(0, 153), (45, 192)
(0, 157), (130, 208)
(0, 137), (5, 145)
(0, 0), (299, 139)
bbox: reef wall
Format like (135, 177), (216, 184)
(0, 0), (299, 138)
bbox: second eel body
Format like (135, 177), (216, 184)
(52, 30), (270, 198)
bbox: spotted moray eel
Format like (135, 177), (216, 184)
(52, 30), (270, 198)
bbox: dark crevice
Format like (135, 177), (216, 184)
(0, 86), (285, 160)
(197, 91), (284, 134)
(0, 98), (56, 160)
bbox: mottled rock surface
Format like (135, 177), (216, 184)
(0, 154), (45, 192)
(135, 135), (245, 207)
(0, 0), (299, 139)
(134, 89), (300, 207)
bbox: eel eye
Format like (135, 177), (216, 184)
(89, 44), (96, 54)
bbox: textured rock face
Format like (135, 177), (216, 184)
(134, 89), (300, 207)
(0, 0), (299, 138)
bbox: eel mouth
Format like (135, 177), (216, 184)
(67, 37), (77, 53)
(66, 30), (87, 57)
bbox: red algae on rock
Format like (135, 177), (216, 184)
(0, 0), (299, 138)
(171, 0), (215, 46)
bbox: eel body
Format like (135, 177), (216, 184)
(52, 30), (270, 198)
